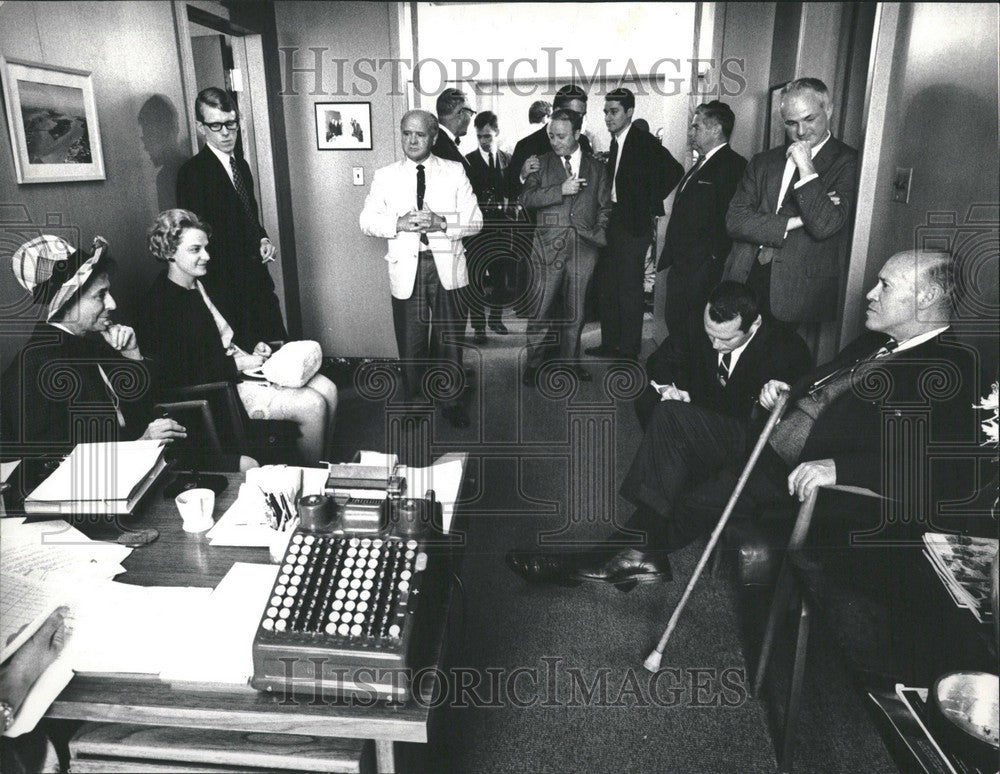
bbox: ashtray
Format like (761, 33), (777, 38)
(929, 671), (999, 770)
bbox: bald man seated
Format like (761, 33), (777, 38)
(507, 250), (984, 589)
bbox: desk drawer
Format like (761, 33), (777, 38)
(70, 723), (373, 773)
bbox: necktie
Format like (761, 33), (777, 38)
(607, 136), (619, 177)
(416, 164), (429, 246)
(679, 155), (706, 193)
(807, 339), (899, 396)
(229, 156), (257, 225)
(779, 168), (801, 212)
(717, 352), (732, 386)
(563, 155), (573, 178)
(488, 151), (495, 170)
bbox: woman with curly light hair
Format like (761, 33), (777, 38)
(138, 209), (337, 464)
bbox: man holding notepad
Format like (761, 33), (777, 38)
(0, 235), (186, 459)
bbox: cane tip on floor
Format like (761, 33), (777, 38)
(643, 650), (663, 673)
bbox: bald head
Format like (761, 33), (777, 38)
(400, 110), (437, 162)
(865, 250), (955, 339)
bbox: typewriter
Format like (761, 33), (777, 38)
(251, 463), (449, 702)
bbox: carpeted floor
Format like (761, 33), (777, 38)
(330, 315), (900, 773)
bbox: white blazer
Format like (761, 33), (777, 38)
(359, 155), (483, 299)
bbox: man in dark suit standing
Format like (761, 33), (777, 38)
(506, 85), (592, 203)
(176, 87), (286, 345)
(465, 111), (512, 341)
(636, 281), (811, 427)
(588, 88), (683, 361)
(432, 87), (474, 175)
(660, 101), (747, 337)
(507, 250), (980, 588)
(724, 78), (858, 324)
(519, 108), (611, 385)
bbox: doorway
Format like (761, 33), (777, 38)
(173, 1), (290, 331)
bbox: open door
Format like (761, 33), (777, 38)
(172, 1), (291, 333)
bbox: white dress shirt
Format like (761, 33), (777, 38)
(717, 322), (760, 377)
(776, 131), (831, 211)
(610, 122), (631, 203)
(359, 154), (483, 299)
(560, 146), (583, 178)
(206, 142), (237, 186)
(890, 325), (950, 354)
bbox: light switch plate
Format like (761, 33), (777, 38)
(352, 167), (364, 186)
(892, 167), (912, 203)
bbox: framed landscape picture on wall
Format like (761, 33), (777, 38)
(1, 57), (106, 184)
(315, 102), (373, 150)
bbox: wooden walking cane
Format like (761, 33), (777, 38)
(644, 391), (791, 672)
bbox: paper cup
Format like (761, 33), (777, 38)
(175, 488), (215, 533)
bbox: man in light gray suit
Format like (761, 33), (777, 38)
(520, 108), (611, 385)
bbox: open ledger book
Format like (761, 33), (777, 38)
(24, 441), (167, 515)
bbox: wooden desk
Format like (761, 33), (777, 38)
(43, 469), (462, 773)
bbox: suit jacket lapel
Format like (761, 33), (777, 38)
(809, 136), (840, 178)
(765, 149), (787, 212)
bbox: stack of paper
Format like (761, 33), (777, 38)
(922, 533), (997, 623)
(161, 563), (279, 686)
(25, 441), (167, 515)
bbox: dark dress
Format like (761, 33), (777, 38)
(137, 271), (240, 391)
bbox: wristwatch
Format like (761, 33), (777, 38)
(0, 701), (15, 733)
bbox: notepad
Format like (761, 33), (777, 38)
(25, 441), (166, 515)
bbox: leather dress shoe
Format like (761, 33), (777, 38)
(584, 344), (617, 358)
(571, 548), (672, 590)
(488, 320), (509, 335)
(505, 550), (581, 586)
(442, 402), (470, 428)
(522, 365), (539, 387)
(473, 329), (488, 344)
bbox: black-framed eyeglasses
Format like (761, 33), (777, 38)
(199, 120), (239, 133)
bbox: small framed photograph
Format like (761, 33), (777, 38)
(315, 102), (372, 150)
(1, 57), (106, 184)
(763, 81), (789, 152)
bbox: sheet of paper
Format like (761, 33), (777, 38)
(69, 582), (213, 675)
(0, 572), (72, 664)
(1, 518), (131, 581)
(1, 460), (20, 484)
(400, 453), (465, 534)
(358, 451), (399, 470)
(160, 562), (278, 685)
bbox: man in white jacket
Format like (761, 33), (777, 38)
(360, 110), (482, 427)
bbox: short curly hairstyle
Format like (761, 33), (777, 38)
(148, 209), (211, 262)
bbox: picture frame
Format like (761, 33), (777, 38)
(315, 102), (372, 151)
(763, 81), (789, 152)
(1, 57), (106, 184)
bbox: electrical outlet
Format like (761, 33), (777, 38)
(352, 167), (364, 186)
(892, 167), (912, 203)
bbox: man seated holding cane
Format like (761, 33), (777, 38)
(507, 250), (981, 589)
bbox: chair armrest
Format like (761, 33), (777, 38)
(161, 382), (248, 451)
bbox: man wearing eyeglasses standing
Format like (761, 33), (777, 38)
(176, 87), (287, 345)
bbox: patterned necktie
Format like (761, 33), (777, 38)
(607, 136), (619, 177)
(416, 164), (429, 246)
(563, 155), (573, 178)
(229, 156), (257, 225)
(717, 352), (732, 386)
(679, 154), (706, 193)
